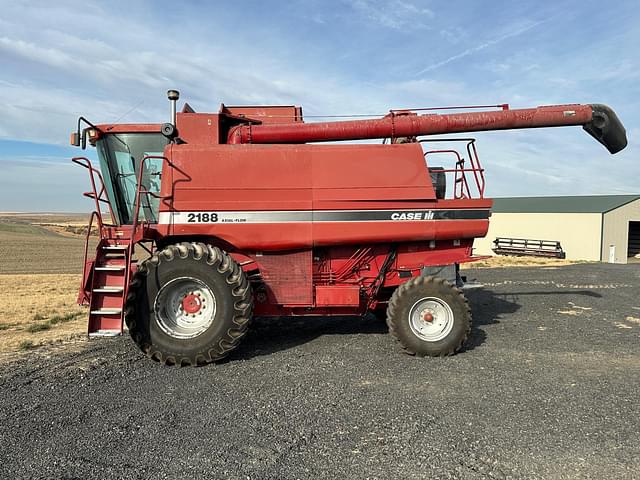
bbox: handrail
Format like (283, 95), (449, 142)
(465, 140), (485, 197)
(83, 192), (112, 204)
(424, 149), (471, 199)
(131, 155), (174, 240)
(72, 157), (116, 226)
(72, 157), (103, 217)
(125, 155), (175, 301)
(420, 138), (485, 199)
(79, 211), (101, 304)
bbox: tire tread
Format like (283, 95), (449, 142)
(125, 242), (253, 366)
(386, 275), (471, 357)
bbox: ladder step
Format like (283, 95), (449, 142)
(92, 286), (124, 293)
(90, 308), (122, 315)
(89, 329), (122, 337)
(102, 245), (128, 250)
(95, 266), (126, 271)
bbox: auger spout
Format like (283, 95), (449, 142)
(227, 103), (626, 153)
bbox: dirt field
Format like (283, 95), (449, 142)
(0, 213), (89, 274)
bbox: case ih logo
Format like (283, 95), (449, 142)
(390, 211), (435, 221)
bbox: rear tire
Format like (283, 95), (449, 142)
(125, 242), (252, 366)
(387, 276), (470, 357)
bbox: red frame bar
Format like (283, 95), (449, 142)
(421, 138), (485, 200)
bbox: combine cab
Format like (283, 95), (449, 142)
(71, 91), (626, 365)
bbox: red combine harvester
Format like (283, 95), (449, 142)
(71, 91), (626, 365)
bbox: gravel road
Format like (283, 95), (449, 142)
(1, 263), (639, 479)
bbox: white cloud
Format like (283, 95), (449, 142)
(416, 19), (546, 75)
(0, 37), (80, 70)
(350, 0), (434, 29)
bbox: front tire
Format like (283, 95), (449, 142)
(125, 242), (252, 366)
(387, 276), (470, 357)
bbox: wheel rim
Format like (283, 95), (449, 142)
(408, 296), (454, 342)
(154, 277), (217, 339)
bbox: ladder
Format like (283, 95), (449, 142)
(87, 238), (132, 336)
(74, 154), (172, 337)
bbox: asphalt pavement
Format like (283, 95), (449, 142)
(1, 263), (639, 479)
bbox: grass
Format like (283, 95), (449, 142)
(21, 312), (82, 334)
(26, 323), (52, 333)
(0, 222), (58, 236)
(18, 340), (35, 351)
(48, 312), (82, 325)
(0, 273), (87, 355)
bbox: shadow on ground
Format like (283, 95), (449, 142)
(463, 287), (602, 350)
(230, 288), (525, 361)
(230, 314), (388, 362)
(464, 288), (520, 350)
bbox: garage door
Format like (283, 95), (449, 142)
(628, 221), (640, 258)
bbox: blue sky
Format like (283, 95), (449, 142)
(0, 0), (638, 212)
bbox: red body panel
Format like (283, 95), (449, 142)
(219, 105), (303, 124)
(316, 286), (360, 306)
(158, 142), (489, 251)
(175, 113), (220, 144)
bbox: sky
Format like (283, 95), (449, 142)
(0, 0), (638, 212)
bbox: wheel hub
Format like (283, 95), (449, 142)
(154, 277), (217, 339)
(182, 293), (203, 314)
(409, 297), (455, 342)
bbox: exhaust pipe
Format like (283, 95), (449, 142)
(167, 90), (180, 126)
(161, 90), (180, 139)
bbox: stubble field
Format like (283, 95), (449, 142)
(0, 214), (89, 357)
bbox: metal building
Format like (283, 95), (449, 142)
(473, 195), (640, 264)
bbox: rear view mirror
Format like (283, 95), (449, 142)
(70, 132), (81, 146)
(74, 117), (98, 150)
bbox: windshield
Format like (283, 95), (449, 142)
(96, 133), (169, 225)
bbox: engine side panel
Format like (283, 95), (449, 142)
(249, 241), (475, 313)
(159, 143), (490, 251)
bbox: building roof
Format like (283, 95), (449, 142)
(492, 195), (640, 214)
